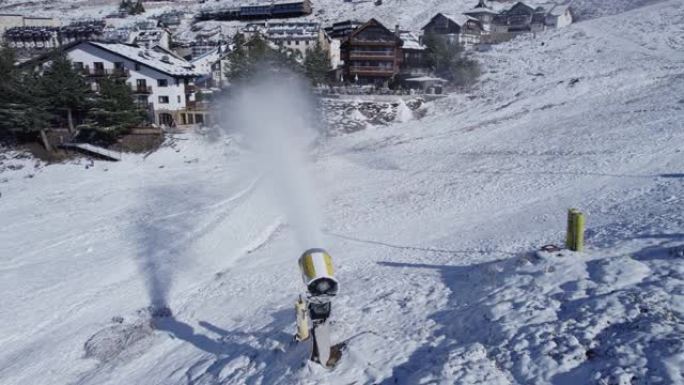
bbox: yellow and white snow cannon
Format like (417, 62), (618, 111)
(298, 248), (339, 299)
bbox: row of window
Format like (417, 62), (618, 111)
(73, 61), (177, 87)
(158, 95), (182, 104)
(180, 113), (206, 125)
(138, 95), (181, 104)
(280, 39), (312, 46)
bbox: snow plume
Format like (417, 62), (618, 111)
(223, 70), (325, 250)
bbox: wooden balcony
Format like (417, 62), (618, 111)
(348, 66), (396, 76)
(132, 85), (152, 94)
(186, 100), (211, 110)
(348, 38), (397, 46)
(349, 51), (396, 60)
(81, 67), (130, 78)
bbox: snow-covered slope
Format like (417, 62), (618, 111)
(0, 0), (673, 28)
(1, 1), (683, 385)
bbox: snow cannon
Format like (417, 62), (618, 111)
(298, 248), (338, 299)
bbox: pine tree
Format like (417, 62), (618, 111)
(423, 33), (480, 87)
(226, 33), (250, 81)
(87, 76), (145, 141)
(304, 42), (332, 86)
(39, 53), (90, 132)
(131, 0), (145, 15)
(226, 33), (302, 82)
(0, 47), (52, 149)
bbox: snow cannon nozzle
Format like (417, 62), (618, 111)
(149, 305), (173, 319)
(299, 248), (338, 299)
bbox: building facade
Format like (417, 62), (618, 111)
(197, 0), (312, 22)
(4, 20), (104, 57)
(340, 19), (403, 86)
(421, 13), (484, 46)
(243, 21), (329, 59)
(398, 31), (429, 81)
(0, 14), (59, 41)
(63, 41), (206, 128)
(545, 4), (573, 28)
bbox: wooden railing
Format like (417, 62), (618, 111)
(349, 66), (396, 74)
(186, 101), (211, 110)
(349, 38), (397, 46)
(81, 67), (130, 77)
(132, 85), (152, 94)
(349, 51), (395, 59)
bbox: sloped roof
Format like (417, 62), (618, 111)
(549, 4), (572, 16)
(190, 47), (229, 75)
(440, 13), (479, 26)
(463, 6), (498, 15)
(399, 31), (425, 50)
(348, 18), (402, 43)
(88, 41), (200, 77)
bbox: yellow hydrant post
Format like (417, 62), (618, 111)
(573, 211), (585, 252)
(295, 296), (310, 341)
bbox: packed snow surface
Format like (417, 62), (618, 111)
(1, 1), (684, 384)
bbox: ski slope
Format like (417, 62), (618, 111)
(1, 1), (683, 384)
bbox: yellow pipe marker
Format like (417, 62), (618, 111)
(566, 209), (585, 252)
(295, 297), (309, 341)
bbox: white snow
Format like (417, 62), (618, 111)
(1, 1), (684, 385)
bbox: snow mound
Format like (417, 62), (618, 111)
(84, 321), (154, 363)
(395, 99), (414, 123)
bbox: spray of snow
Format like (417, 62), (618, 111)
(223, 71), (324, 251)
(395, 99), (413, 123)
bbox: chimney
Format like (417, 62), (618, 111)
(395, 24), (400, 36)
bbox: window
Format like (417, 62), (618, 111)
(135, 63), (141, 71)
(157, 79), (168, 87)
(137, 96), (148, 108)
(136, 79), (148, 92)
(114, 62), (124, 69)
(180, 113), (187, 125)
(94, 61), (104, 75)
(73, 62), (84, 70)
(158, 96), (169, 104)
(177, 95), (181, 103)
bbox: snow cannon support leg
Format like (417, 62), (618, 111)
(295, 296), (310, 341)
(566, 209), (585, 252)
(309, 301), (332, 366)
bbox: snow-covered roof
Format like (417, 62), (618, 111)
(440, 13), (478, 27)
(464, 6), (499, 15)
(404, 76), (448, 83)
(548, 4), (571, 16)
(244, 21), (320, 40)
(399, 31), (425, 50)
(88, 42), (200, 77)
(190, 47), (228, 75)
(132, 29), (167, 46)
